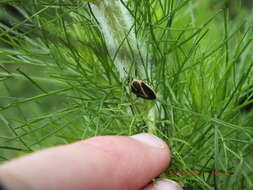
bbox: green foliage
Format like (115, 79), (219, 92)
(0, 0), (253, 189)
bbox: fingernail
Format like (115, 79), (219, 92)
(153, 179), (182, 190)
(130, 133), (165, 149)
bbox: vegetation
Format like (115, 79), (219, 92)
(0, 0), (253, 189)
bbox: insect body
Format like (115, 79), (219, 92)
(130, 79), (156, 100)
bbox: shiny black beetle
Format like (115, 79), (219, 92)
(130, 79), (156, 100)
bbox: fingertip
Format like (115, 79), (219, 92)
(58, 134), (171, 189)
(130, 133), (171, 172)
(142, 179), (182, 190)
(130, 133), (169, 149)
(0, 134), (171, 190)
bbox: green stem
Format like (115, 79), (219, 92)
(0, 72), (65, 85)
(89, 0), (157, 134)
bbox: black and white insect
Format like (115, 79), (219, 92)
(130, 79), (156, 100)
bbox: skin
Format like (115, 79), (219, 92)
(0, 133), (182, 190)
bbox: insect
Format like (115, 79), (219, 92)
(130, 79), (156, 100)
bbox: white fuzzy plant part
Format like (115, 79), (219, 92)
(89, 0), (157, 134)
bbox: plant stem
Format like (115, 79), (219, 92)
(89, 0), (157, 134)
